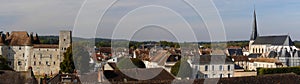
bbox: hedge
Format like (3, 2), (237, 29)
(257, 67), (300, 75)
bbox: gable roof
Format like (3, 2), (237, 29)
(191, 55), (234, 65)
(253, 35), (293, 46)
(228, 48), (243, 56)
(5, 31), (32, 46)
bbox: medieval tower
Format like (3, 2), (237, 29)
(59, 31), (72, 61)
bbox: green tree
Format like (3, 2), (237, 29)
(73, 44), (90, 74)
(117, 58), (146, 69)
(60, 46), (75, 73)
(171, 59), (193, 78)
(0, 55), (12, 70)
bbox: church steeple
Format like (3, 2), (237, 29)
(250, 9), (258, 40)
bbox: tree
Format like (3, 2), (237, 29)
(0, 55), (13, 70)
(171, 59), (193, 78)
(117, 58), (146, 69)
(73, 43), (90, 74)
(60, 46), (75, 73)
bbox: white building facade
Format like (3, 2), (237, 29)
(0, 31), (71, 75)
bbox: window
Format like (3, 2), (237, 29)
(33, 54), (35, 58)
(50, 54), (52, 59)
(64, 39), (66, 41)
(195, 65), (199, 71)
(23, 53), (25, 57)
(40, 54), (42, 59)
(18, 61), (21, 65)
(204, 74), (208, 78)
(219, 65), (223, 71)
(8, 47), (10, 50)
(227, 65), (231, 71)
(254, 63), (257, 66)
(205, 65), (208, 71)
(46, 61), (49, 66)
(255, 48), (258, 53)
(33, 61), (36, 65)
(53, 61), (55, 65)
(228, 73), (231, 78)
(39, 61), (41, 65)
(220, 74), (223, 78)
(212, 65), (214, 71)
(196, 74), (199, 79)
(19, 47), (21, 50)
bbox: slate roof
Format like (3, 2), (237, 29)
(248, 53), (261, 58)
(253, 35), (293, 46)
(103, 68), (175, 82)
(228, 48), (243, 56)
(166, 55), (181, 62)
(191, 55), (234, 65)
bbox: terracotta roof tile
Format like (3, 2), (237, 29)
(5, 31), (32, 46)
(33, 44), (59, 48)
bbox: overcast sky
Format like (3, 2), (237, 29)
(1, 0), (300, 42)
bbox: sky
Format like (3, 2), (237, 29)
(1, 0), (300, 42)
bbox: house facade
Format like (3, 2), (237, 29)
(191, 55), (234, 79)
(0, 31), (71, 75)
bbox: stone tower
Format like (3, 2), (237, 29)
(59, 31), (72, 61)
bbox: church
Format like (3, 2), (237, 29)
(248, 10), (300, 67)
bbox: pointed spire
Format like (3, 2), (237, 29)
(250, 9), (258, 40)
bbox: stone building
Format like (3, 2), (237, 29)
(191, 55), (234, 79)
(248, 10), (300, 67)
(0, 31), (71, 76)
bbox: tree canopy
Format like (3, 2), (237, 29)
(73, 43), (91, 74)
(0, 55), (13, 70)
(171, 59), (193, 78)
(60, 46), (75, 73)
(117, 58), (146, 69)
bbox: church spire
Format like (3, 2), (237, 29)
(250, 9), (258, 40)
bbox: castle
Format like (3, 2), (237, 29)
(0, 31), (71, 75)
